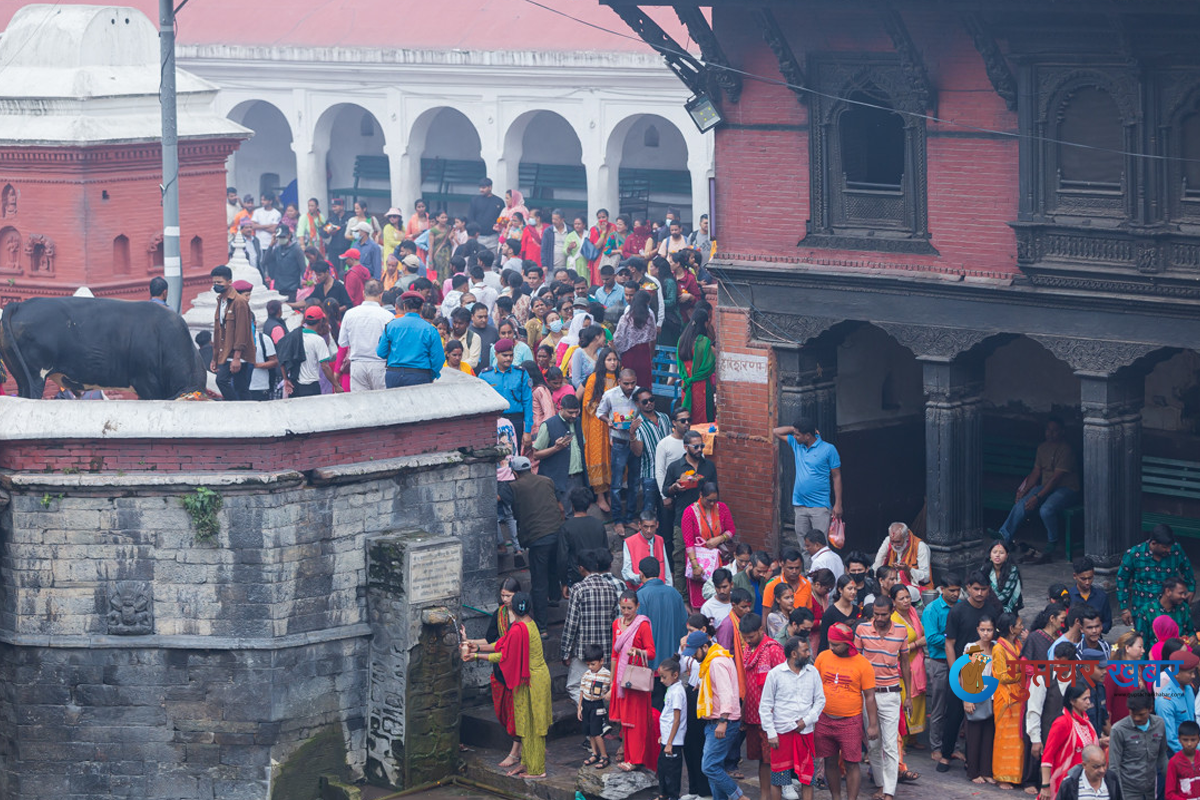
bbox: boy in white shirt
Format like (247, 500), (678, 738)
(701, 568), (735, 628)
(658, 658), (687, 800)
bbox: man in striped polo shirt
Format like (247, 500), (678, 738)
(854, 595), (912, 800)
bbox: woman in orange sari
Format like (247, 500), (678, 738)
(992, 611), (1027, 790)
(580, 346), (619, 513)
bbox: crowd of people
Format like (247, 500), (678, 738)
(469, 408), (1200, 800)
(208, 180), (718, 413)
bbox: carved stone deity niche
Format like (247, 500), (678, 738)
(106, 581), (154, 635)
(0, 226), (22, 274)
(1, 184), (17, 218)
(25, 233), (55, 275)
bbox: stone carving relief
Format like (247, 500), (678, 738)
(1, 184), (16, 218)
(0, 226), (22, 273)
(962, 13), (1017, 111)
(877, 323), (992, 361)
(106, 581), (153, 635)
(1028, 335), (1159, 374)
(752, 312), (841, 347)
(25, 233), (54, 275)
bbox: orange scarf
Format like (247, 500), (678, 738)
(884, 533), (924, 581)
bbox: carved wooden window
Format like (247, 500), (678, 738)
(1166, 86), (1200, 224)
(805, 57), (933, 254)
(1056, 88), (1124, 195)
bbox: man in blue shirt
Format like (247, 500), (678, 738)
(593, 265), (625, 313)
(920, 574), (961, 761)
(350, 221), (383, 280)
(480, 338), (533, 451)
(376, 291), (444, 387)
(772, 416), (842, 542)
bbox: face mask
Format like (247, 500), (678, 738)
(213, 283), (226, 294)
(549, 319), (564, 333)
(851, 573), (865, 583)
(1134, 721), (1150, 732)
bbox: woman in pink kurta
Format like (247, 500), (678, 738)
(680, 483), (735, 609)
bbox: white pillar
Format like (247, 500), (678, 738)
(688, 151), (711, 227)
(292, 132), (326, 209)
(385, 143), (418, 212)
(584, 154), (619, 221)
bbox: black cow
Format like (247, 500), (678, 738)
(0, 297), (206, 400)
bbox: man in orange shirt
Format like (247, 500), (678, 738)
(763, 548), (813, 612)
(814, 623), (880, 800)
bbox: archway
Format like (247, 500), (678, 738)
(506, 110), (586, 222)
(605, 113), (691, 224)
(227, 101), (295, 204)
(409, 107), (484, 217)
(314, 103), (387, 210)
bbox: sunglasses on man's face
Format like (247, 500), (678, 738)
(675, 418), (692, 425)
(640, 398), (656, 405)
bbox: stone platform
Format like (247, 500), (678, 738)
(0, 371), (507, 800)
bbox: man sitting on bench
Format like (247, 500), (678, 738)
(994, 415), (1080, 564)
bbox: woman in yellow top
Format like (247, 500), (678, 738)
(382, 207), (405, 256)
(889, 583), (927, 740)
(445, 339), (475, 376)
(465, 592), (552, 779)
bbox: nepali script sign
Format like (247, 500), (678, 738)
(949, 655), (1182, 703)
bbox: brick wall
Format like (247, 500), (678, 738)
(710, 8), (1020, 277)
(711, 300), (780, 552)
(0, 413), (496, 473)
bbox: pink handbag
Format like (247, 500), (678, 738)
(622, 651), (654, 692)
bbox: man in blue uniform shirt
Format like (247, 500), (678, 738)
(376, 291), (444, 387)
(480, 338), (533, 451)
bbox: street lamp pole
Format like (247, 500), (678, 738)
(159, 0), (182, 311)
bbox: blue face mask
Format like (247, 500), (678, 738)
(1134, 720), (1150, 732)
(549, 319), (564, 333)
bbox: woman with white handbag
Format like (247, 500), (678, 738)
(611, 591), (657, 773)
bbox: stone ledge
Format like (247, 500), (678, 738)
(0, 469), (305, 493)
(0, 369), (507, 441)
(0, 622), (371, 650)
(310, 449), (499, 487)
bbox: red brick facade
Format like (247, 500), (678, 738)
(0, 139), (241, 309)
(0, 413), (496, 473)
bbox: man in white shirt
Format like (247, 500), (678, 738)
(337, 280), (393, 391)
(225, 186), (240, 228)
(701, 568), (735, 628)
(439, 274), (469, 318)
(657, 221), (687, 259)
(623, 257), (664, 329)
(597, 369), (642, 536)
(655, 407), (691, 500)
(250, 193), (282, 251)
(760, 635), (826, 800)
(468, 265), (498, 312)
(804, 531), (844, 580)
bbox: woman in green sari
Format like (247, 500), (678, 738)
(466, 592), (552, 778)
(427, 209), (454, 283)
(677, 308), (716, 424)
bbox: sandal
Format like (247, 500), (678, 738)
(726, 771), (745, 780)
(595, 757), (611, 770)
(583, 755), (600, 767)
(898, 770), (919, 783)
(617, 762), (637, 773)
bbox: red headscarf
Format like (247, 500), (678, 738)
(829, 622), (858, 656)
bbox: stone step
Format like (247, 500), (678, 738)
(461, 698), (583, 751)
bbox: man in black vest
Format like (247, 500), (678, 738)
(532, 394), (586, 518)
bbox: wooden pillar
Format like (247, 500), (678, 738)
(1079, 371), (1143, 570)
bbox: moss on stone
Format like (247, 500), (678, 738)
(272, 726), (349, 800)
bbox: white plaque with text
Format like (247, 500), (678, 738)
(719, 353), (768, 385)
(407, 542), (462, 603)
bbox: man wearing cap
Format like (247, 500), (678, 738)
(682, 630), (743, 800)
(398, 254), (423, 291)
(480, 339), (534, 449)
(210, 265), (256, 402)
(498, 456), (563, 631)
(342, 248), (373, 307)
(337, 280), (392, 391)
(289, 306), (341, 397)
(306, 259), (353, 312)
(251, 193), (282, 250)
(231, 217), (261, 278)
(324, 198), (351, 263)
(376, 291), (444, 388)
(1157, 648), (1199, 753)
(350, 221), (382, 281)
(264, 225), (305, 302)
(468, 178), (506, 252)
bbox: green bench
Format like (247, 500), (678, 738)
(420, 157), (487, 210)
(1141, 456), (1200, 539)
(519, 162), (587, 219)
(651, 344), (681, 403)
(618, 168), (692, 221)
(330, 155), (391, 204)
(984, 439), (1200, 557)
(981, 437), (1084, 556)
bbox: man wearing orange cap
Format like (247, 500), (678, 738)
(289, 306), (341, 397)
(341, 248), (372, 307)
(814, 623), (880, 800)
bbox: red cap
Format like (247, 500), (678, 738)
(341, 248), (361, 260)
(303, 306), (326, 322)
(399, 290), (424, 301)
(232, 280), (253, 292)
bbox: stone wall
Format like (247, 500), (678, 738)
(0, 374), (506, 799)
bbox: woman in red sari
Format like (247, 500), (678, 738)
(587, 209), (615, 286)
(463, 578), (522, 767)
(520, 209), (548, 263)
(1039, 686), (1099, 800)
(611, 590), (656, 773)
